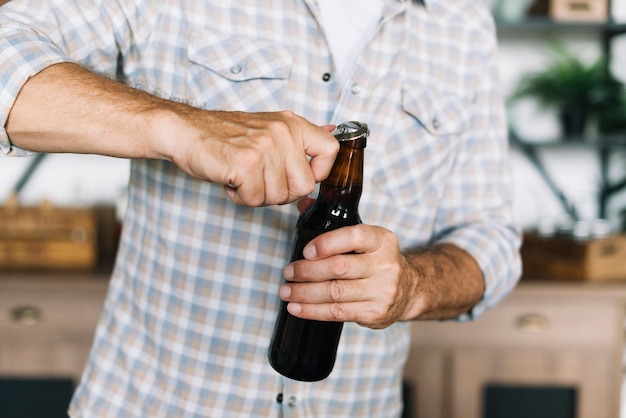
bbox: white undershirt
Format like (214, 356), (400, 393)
(317, 0), (385, 85)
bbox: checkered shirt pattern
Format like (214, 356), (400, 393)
(0, 0), (521, 416)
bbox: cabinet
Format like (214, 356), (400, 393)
(403, 282), (626, 418)
(0, 275), (107, 382)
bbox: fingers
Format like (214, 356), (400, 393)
(306, 129), (339, 183)
(301, 224), (391, 260)
(285, 301), (391, 330)
(194, 111), (337, 207)
(280, 225), (406, 329)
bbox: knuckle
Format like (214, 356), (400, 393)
(371, 307), (393, 328)
(273, 192), (290, 205)
(236, 146), (262, 167)
(288, 178), (315, 200)
(297, 178), (316, 195)
(277, 109), (297, 120)
(349, 225), (368, 244)
(383, 227), (397, 241)
(327, 280), (344, 302)
(330, 256), (350, 277)
(245, 194), (265, 207)
(265, 119), (291, 137)
(329, 302), (345, 321)
(267, 183), (290, 206)
(249, 131), (276, 151)
(383, 258), (402, 278)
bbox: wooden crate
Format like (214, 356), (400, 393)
(0, 204), (98, 270)
(521, 232), (626, 282)
(550, 0), (608, 22)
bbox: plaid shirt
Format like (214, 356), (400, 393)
(0, 0), (521, 416)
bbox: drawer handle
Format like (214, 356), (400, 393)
(10, 306), (43, 326)
(515, 313), (549, 332)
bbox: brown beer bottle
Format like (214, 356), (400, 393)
(269, 121), (368, 382)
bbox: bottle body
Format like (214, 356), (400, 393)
(269, 121), (367, 382)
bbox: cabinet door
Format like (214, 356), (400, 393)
(404, 284), (626, 418)
(403, 348), (448, 418)
(0, 279), (107, 381)
(451, 348), (620, 418)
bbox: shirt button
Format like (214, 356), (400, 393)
(276, 393), (283, 403)
(350, 83), (361, 95)
(322, 72), (331, 82)
(288, 396), (297, 407)
(432, 118), (441, 130)
(230, 64), (242, 75)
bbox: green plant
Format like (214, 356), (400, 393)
(511, 44), (626, 136)
(596, 94), (626, 134)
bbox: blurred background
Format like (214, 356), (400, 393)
(1, 0), (626, 417)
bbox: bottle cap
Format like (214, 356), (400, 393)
(332, 121), (368, 148)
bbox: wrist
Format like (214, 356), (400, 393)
(403, 244), (484, 321)
(144, 102), (197, 162)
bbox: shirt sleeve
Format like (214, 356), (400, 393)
(433, 12), (522, 320)
(0, 0), (157, 155)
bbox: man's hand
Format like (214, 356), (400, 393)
(161, 110), (338, 207)
(7, 63), (339, 207)
(278, 220), (485, 329)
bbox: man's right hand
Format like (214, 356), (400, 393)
(7, 63), (338, 207)
(157, 109), (338, 207)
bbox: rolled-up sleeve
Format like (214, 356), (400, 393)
(434, 17), (522, 320)
(0, 15), (69, 154)
(0, 0), (156, 155)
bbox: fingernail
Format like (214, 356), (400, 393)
(284, 265), (294, 280)
(279, 285), (291, 299)
(303, 244), (316, 259)
(287, 303), (302, 315)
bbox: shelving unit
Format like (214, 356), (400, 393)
(497, 17), (626, 222)
(510, 131), (626, 220)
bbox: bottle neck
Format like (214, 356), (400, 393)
(318, 142), (364, 207)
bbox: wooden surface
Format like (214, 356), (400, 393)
(0, 274), (109, 382)
(1, 275), (625, 416)
(404, 281), (626, 418)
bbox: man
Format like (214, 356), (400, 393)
(0, 0), (521, 416)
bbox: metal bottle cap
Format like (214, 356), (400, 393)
(332, 121), (369, 148)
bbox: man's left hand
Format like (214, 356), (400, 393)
(279, 222), (418, 330)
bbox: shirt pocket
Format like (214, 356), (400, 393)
(368, 85), (471, 224)
(186, 31), (293, 111)
(401, 85), (469, 136)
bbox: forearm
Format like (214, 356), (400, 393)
(6, 62), (180, 159)
(5, 62), (339, 207)
(402, 243), (485, 321)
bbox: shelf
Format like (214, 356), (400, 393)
(514, 136), (626, 150)
(496, 18), (626, 34)
(510, 130), (626, 220)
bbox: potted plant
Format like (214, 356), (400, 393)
(511, 44), (626, 138)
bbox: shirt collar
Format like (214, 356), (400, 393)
(416, 0), (430, 9)
(398, 0), (430, 11)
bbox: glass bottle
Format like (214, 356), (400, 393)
(268, 121), (368, 382)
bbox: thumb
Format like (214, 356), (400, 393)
(305, 125), (338, 182)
